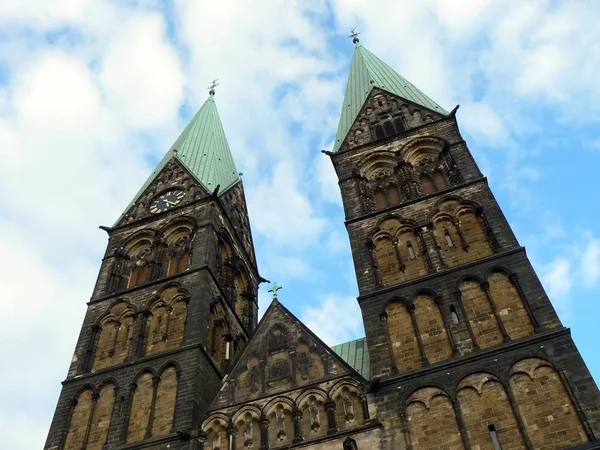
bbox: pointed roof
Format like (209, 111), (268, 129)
(117, 94), (240, 223)
(333, 43), (448, 152)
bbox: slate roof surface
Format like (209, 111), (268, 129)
(333, 43), (448, 152)
(331, 337), (371, 379)
(116, 94), (239, 224)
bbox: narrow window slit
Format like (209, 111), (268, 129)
(450, 305), (459, 325)
(489, 424), (502, 450)
(444, 229), (454, 247)
(407, 242), (416, 259)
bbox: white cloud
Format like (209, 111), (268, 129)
(459, 102), (509, 148)
(247, 160), (327, 247)
(301, 294), (363, 346)
(2, 2), (600, 449)
(99, 13), (184, 129)
(581, 238), (600, 288)
(541, 258), (573, 320)
(314, 152), (341, 205)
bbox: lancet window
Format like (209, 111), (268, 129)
(144, 286), (189, 356)
(126, 238), (153, 288)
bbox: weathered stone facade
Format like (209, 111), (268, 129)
(45, 52), (600, 450)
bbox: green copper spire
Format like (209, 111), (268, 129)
(333, 43), (448, 152)
(117, 93), (240, 224)
(167, 93), (239, 192)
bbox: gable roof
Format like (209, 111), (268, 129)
(209, 298), (368, 410)
(331, 337), (371, 380)
(333, 43), (448, 152)
(116, 94), (240, 224)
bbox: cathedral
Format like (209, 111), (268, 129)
(44, 37), (600, 450)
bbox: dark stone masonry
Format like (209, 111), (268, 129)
(45, 42), (599, 450)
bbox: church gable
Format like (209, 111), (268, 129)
(210, 300), (365, 410)
(116, 157), (211, 227)
(340, 88), (446, 152)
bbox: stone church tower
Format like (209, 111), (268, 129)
(45, 39), (600, 450)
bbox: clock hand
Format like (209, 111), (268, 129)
(164, 199), (177, 206)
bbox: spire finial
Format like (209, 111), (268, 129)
(268, 282), (282, 300)
(208, 79), (219, 96)
(348, 27), (360, 44)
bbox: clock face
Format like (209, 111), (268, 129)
(149, 189), (185, 214)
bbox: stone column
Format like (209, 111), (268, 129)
(481, 281), (510, 342)
(144, 376), (161, 439)
(259, 414), (269, 450)
(292, 405), (303, 444)
(325, 398), (338, 435)
(408, 304), (429, 367)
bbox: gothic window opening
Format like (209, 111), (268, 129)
(407, 242), (416, 259)
(444, 229), (454, 247)
(419, 174), (436, 195)
(63, 384), (116, 450)
(510, 359), (588, 449)
(433, 170), (448, 190)
(373, 219), (428, 286)
(489, 425), (503, 450)
(374, 189), (387, 209)
(374, 124), (384, 140)
(209, 302), (229, 372)
(145, 288), (188, 356)
(234, 269), (249, 319)
(393, 117), (405, 133)
(164, 224), (194, 277)
(388, 184), (401, 206)
(126, 368), (178, 443)
(343, 437), (358, 450)
(128, 246), (151, 288)
(458, 373), (525, 449)
(383, 120), (395, 136)
(92, 301), (135, 371)
(450, 305), (459, 325)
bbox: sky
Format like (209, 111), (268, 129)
(0, 1), (599, 449)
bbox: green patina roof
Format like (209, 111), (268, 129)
(333, 43), (448, 152)
(117, 94), (240, 223)
(331, 337), (371, 379)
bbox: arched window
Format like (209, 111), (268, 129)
(509, 359), (588, 449)
(388, 184), (401, 205)
(164, 223), (193, 276)
(126, 368), (178, 443)
(374, 124), (385, 140)
(92, 301), (135, 371)
(419, 174), (435, 195)
(63, 384), (116, 450)
(145, 288), (188, 356)
(209, 302), (229, 371)
(374, 189), (387, 209)
(167, 235), (191, 276)
(128, 247), (151, 288)
(393, 117), (405, 133)
(433, 170), (449, 190)
(383, 120), (395, 137)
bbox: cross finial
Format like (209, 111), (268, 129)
(268, 282), (282, 299)
(208, 79), (219, 96)
(348, 27), (360, 44)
